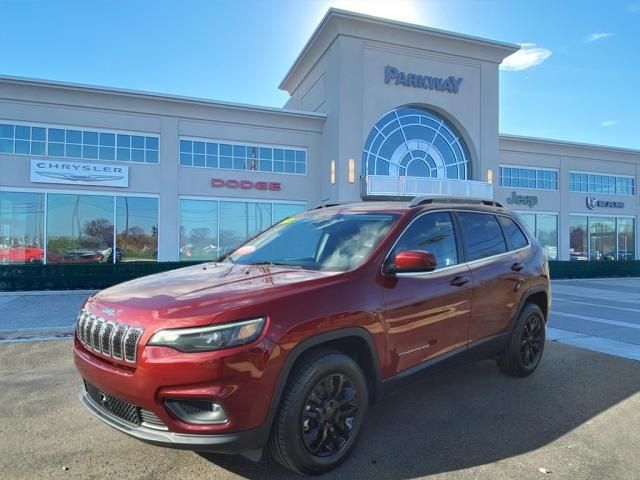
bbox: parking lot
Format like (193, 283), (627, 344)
(1, 278), (639, 479)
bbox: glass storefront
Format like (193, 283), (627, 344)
(570, 215), (635, 261)
(516, 212), (558, 260)
(0, 191), (157, 264)
(0, 192), (45, 264)
(179, 198), (305, 261)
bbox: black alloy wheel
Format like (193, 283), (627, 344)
(520, 313), (543, 366)
(301, 373), (359, 457)
(498, 303), (546, 377)
(269, 349), (368, 475)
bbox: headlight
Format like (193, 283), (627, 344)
(148, 318), (265, 352)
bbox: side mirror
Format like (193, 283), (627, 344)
(390, 250), (437, 273)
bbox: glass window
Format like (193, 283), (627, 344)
(273, 203), (306, 223)
(228, 212), (399, 272)
(537, 214), (558, 260)
(363, 106), (468, 180)
(569, 216), (588, 261)
(498, 216), (529, 251)
(589, 217), (616, 261)
(219, 201), (272, 254)
(0, 122), (159, 163)
(387, 211), (458, 269)
(0, 192), (45, 264)
(617, 218), (635, 261)
(116, 197), (158, 263)
(46, 194), (114, 264)
(500, 166), (558, 190)
(570, 172), (635, 196)
(179, 199), (219, 261)
(457, 212), (507, 261)
(179, 138), (306, 175)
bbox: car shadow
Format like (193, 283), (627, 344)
(198, 342), (640, 479)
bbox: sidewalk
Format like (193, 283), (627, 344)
(0, 290), (94, 341)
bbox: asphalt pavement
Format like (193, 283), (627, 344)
(0, 339), (639, 479)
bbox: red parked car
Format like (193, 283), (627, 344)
(0, 245), (44, 264)
(73, 197), (550, 474)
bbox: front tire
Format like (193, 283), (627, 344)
(269, 349), (368, 475)
(498, 303), (546, 377)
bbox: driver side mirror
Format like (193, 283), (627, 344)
(388, 250), (437, 274)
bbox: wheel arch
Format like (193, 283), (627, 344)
(266, 327), (383, 425)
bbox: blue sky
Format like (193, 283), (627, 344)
(1, 0), (638, 149)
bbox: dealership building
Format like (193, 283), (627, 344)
(1, 9), (638, 264)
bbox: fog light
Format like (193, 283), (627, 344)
(165, 399), (229, 424)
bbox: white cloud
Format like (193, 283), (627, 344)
(586, 32), (615, 43)
(601, 120), (618, 128)
(500, 43), (552, 71)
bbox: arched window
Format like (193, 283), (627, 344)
(362, 106), (469, 180)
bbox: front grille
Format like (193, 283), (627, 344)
(75, 309), (143, 364)
(84, 381), (141, 426)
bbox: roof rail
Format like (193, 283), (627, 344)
(310, 200), (353, 210)
(409, 196), (504, 208)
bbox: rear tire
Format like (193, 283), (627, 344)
(498, 303), (546, 377)
(269, 348), (368, 475)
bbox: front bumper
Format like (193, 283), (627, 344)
(80, 388), (269, 454)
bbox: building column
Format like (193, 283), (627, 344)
(157, 118), (179, 262)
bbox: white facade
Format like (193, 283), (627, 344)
(0, 9), (638, 263)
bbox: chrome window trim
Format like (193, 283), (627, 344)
(382, 208), (531, 279)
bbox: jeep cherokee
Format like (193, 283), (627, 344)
(73, 196), (550, 475)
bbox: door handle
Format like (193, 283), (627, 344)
(511, 262), (525, 272)
(450, 275), (470, 287)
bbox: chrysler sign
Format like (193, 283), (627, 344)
(384, 65), (463, 94)
(30, 160), (129, 187)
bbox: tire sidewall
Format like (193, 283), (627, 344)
(509, 303), (546, 374)
(280, 354), (368, 474)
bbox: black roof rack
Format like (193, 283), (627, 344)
(409, 196), (504, 208)
(310, 200), (353, 210)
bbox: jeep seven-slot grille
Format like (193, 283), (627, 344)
(76, 310), (143, 363)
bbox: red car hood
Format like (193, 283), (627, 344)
(85, 262), (340, 328)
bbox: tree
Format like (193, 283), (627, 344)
(83, 218), (114, 245)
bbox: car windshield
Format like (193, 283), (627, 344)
(226, 211), (400, 272)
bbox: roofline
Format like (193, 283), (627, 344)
(0, 74), (327, 120)
(499, 133), (640, 156)
(279, 8), (519, 90)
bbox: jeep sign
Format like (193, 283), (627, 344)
(506, 191), (538, 208)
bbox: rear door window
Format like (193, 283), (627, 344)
(497, 216), (529, 251)
(456, 212), (507, 262)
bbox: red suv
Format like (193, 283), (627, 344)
(73, 197), (550, 475)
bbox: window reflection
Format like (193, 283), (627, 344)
(179, 199), (219, 261)
(0, 192), (45, 264)
(570, 215), (634, 261)
(273, 203), (305, 224)
(219, 201), (272, 254)
(46, 194), (114, 264)
(570, 217), (588, 261)
(589, 217), (616, 261)
(516, 212), (558, 260)
(116, 197), (158, 262)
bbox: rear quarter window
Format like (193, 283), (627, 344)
(497, 216), (529, 251)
